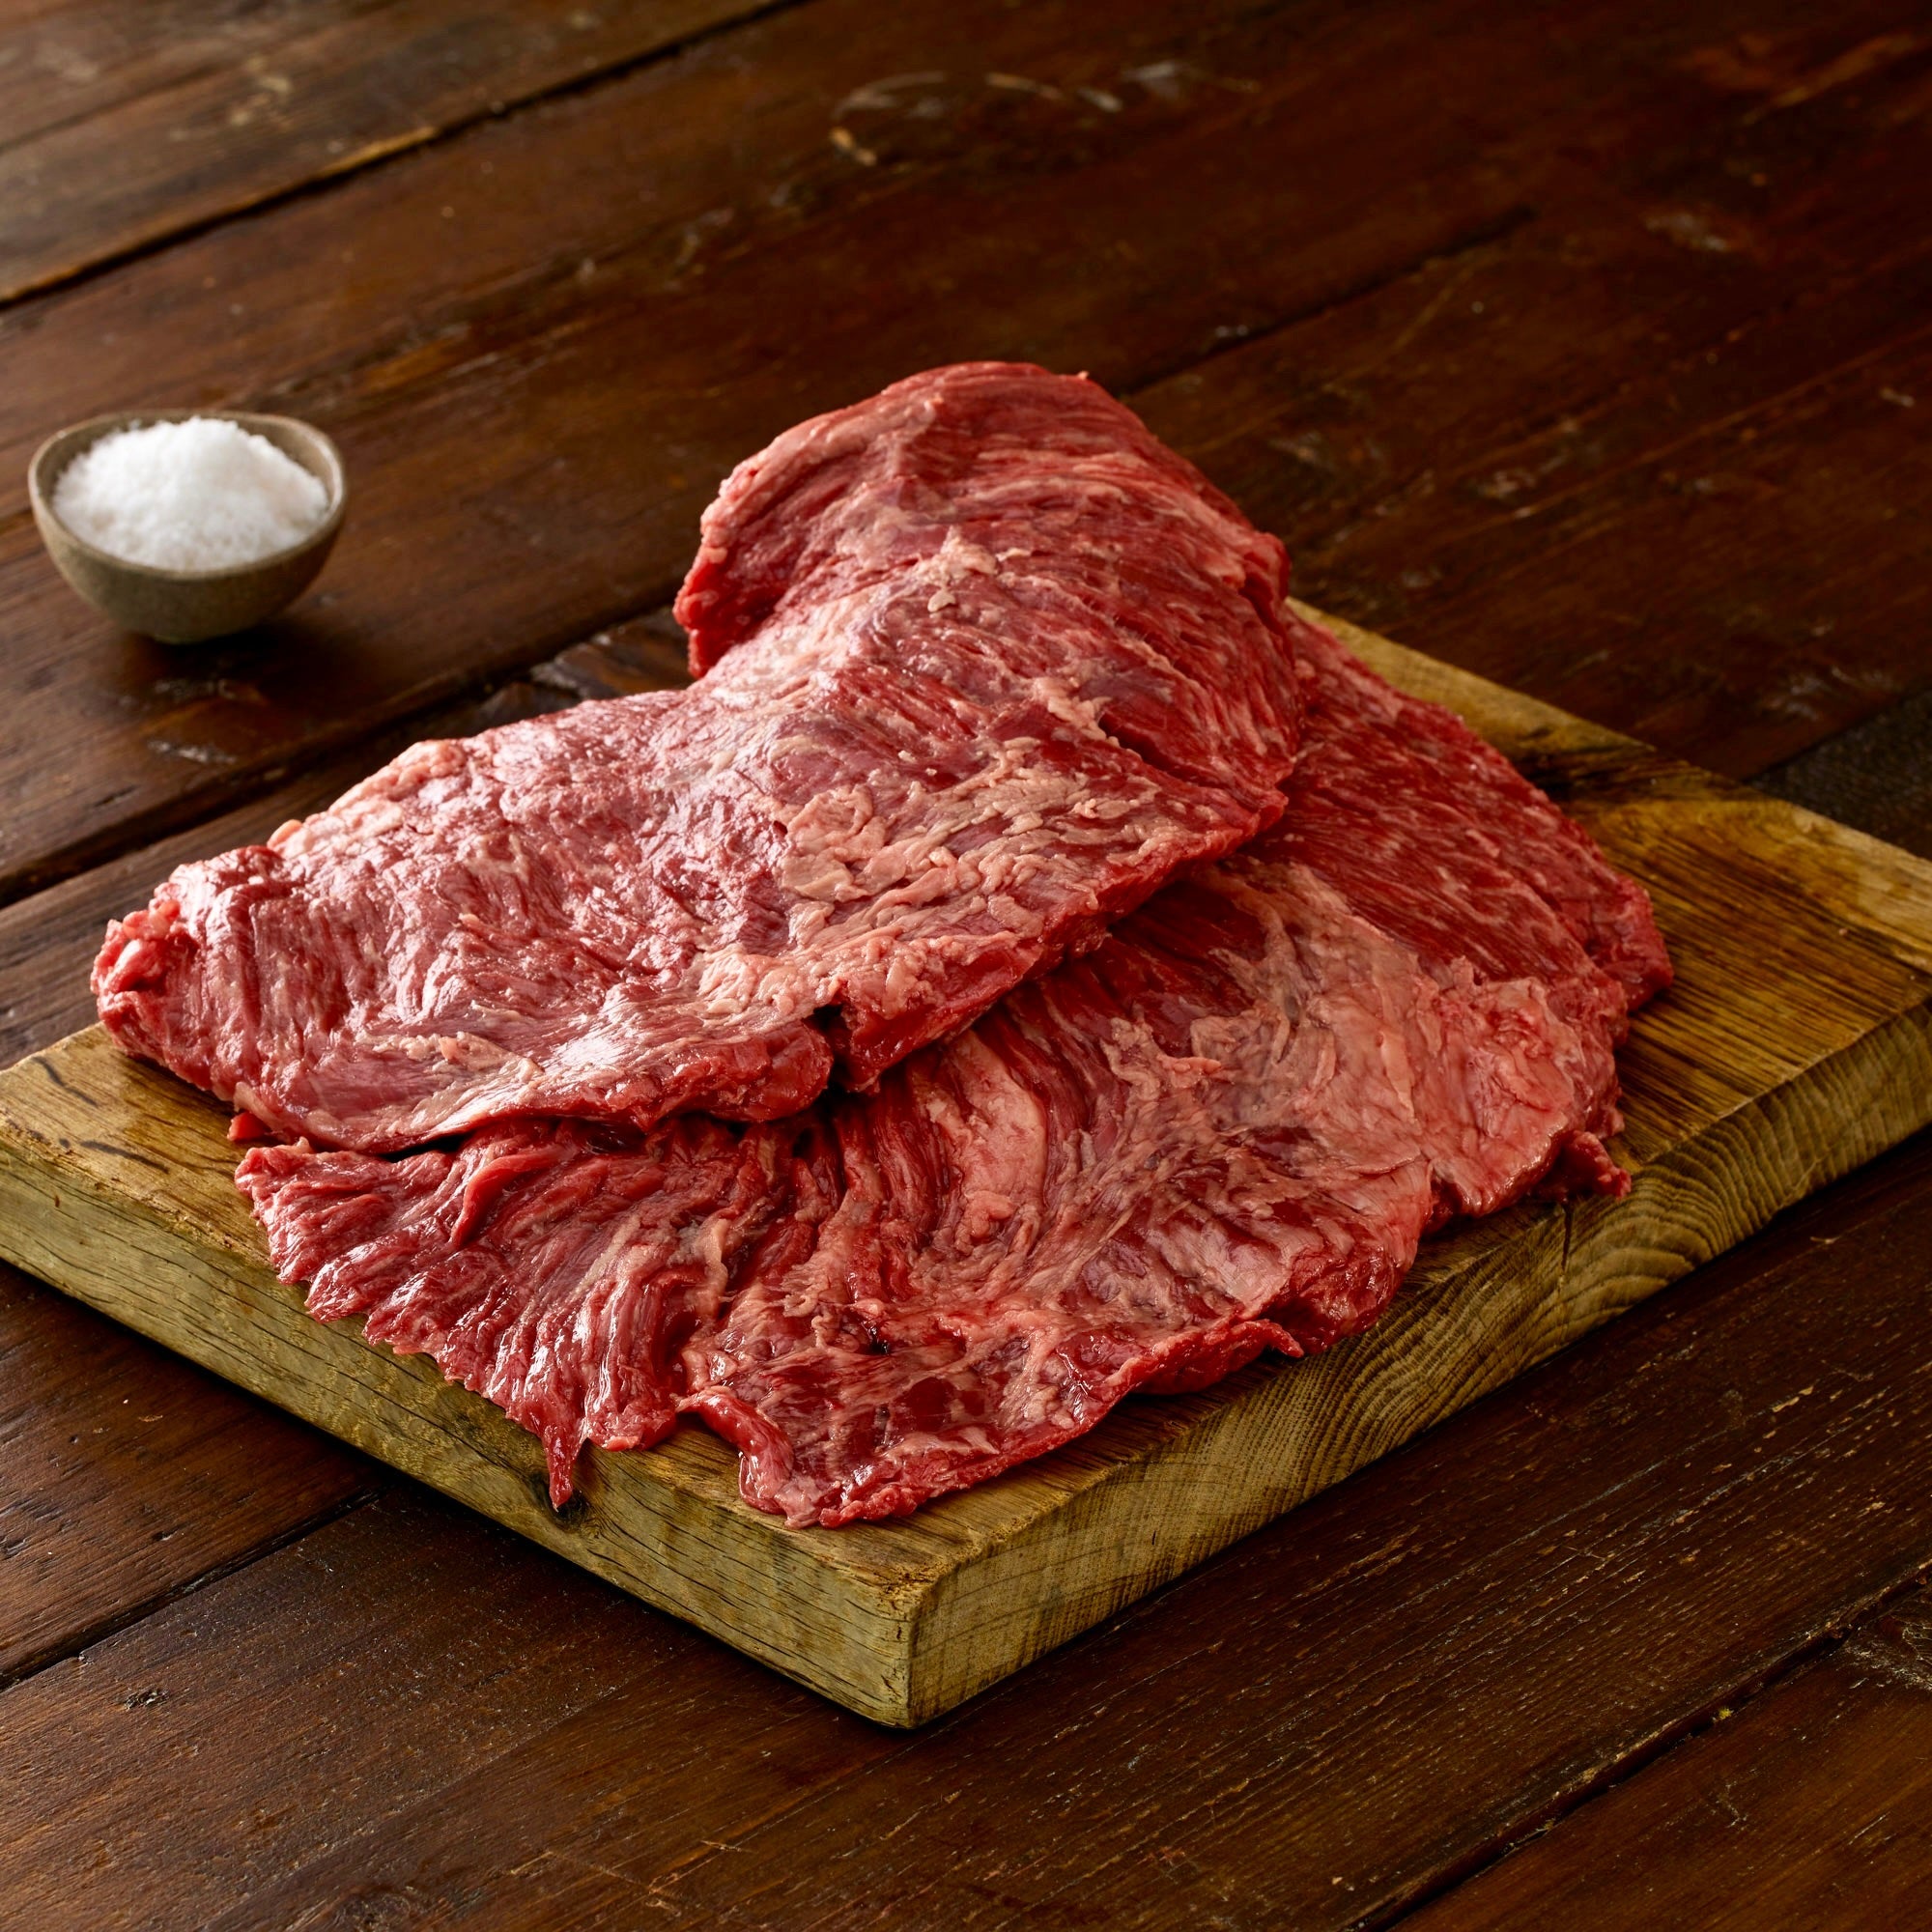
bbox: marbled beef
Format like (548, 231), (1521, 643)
(238, 619), (1670, 1523)
(96, 364), (1302, 1151)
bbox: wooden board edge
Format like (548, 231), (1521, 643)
(892, 994), (1932, 1722)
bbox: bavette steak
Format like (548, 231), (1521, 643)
(95, 364), (1303, 1151)
(238, 617), (1670, 1524)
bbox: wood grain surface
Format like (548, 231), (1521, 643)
(6, 0), (1932, 1918)
(5, 0), (1929, 904)
(0, 1259), (375, 1688)
(1406, 1575), (1932, 1930)
(0, 0), (781, 303)
(6, 617), (1930, 1725)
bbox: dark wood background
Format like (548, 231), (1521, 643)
(5, 3), (1931, 1923)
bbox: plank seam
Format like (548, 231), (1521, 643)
(0, 1481), (388, 1698)
(0, 0), (823, 315)
(0, 662), (555, 912)
(1365, 1563), (1932, 1929)
(1123, 201), (1538, 397)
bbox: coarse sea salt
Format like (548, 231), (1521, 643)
(53, 416), (329, 573)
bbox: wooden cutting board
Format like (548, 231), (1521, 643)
(3, 609), (1929, 1728)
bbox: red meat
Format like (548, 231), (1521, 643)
(97, 364), (1301, 1151)
(239, 619), (1669, 1522)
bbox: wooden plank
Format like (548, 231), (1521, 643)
(3, 620), (1930, 1725)
(1128, 62), (1932, 780)
(4, 0), (1920, 899)
(0, 1488), (900, 1932)
(14, 1109), (1932, 1932)
(0, 1259), (373, 1687)
(0, 0), (782, 305)
(1405, 1577), (1932, 1929)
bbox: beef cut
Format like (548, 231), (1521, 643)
(239, 618), (1670, 1524)
(96, 363), (1302, 1152)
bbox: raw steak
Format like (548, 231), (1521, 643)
(97, 363), (1302, 1152)
(239, 618), (1670, 1524)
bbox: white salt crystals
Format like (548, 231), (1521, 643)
(53, 416), (330, 572)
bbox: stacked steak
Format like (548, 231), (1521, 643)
(97, 363), (1670, 1526)
(96, 365), (1300, 1151)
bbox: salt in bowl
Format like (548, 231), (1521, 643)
(29, 410), (347, 645)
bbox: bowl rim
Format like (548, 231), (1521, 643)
(28, 408), (348, 583)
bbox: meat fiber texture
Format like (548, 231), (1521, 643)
(239, 619), (1670, 1526)
(95, 364), (1302, 1153)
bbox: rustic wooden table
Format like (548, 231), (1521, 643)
(4, 3), (1931, 1924)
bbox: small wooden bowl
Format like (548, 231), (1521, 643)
(28, 410), (347, 645)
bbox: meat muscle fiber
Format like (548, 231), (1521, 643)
(96, 364), (1302, 1152)
(239, 619), (1670, 1523)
